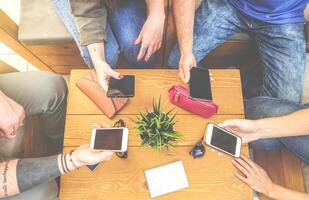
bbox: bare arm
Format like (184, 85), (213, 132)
(172, 0), (195, 55)
(233, 156), (309, 200)
(0, 155), (62, 198)
(134, 0), (165, 62)
(87, 43), (122, 91)
(0, 144), (113, 198)
(256, 109), (309, 139)
(268, 184), (309, 200)
(172, 0), (196, 83)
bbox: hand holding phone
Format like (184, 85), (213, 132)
(204, 123), (241, 157)
(189, 67), (212, 101)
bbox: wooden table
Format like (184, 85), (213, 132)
(60, 69), (253, 200)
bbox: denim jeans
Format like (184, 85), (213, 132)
(52, 0), (155, 68)
(245, 96), (309, 164)
(168, 0), (306, 102)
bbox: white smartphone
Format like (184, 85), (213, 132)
(90, 128), (128, 152)
(204, 123), (241, 158)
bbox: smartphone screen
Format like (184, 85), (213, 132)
(107, 75), (135, 97)
(93, 128), (124, 150)
(189, 67), (212, 100)
(210, 126), (238, 155)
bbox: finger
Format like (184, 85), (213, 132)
(234, 157), (253, 174)
(178, 67), (186, 83)
(102, 124), (111, 128)
(93, 123), (100, 128)
(144, 45), (154, 62)
(241, 155), (259, 171)
(98, 80), (108, 92)
(5, 98), (23, 130)
(221, 119), (244, 129)
(100, 151), (114, 160)
(232, 159), (250, 177)
(105, 68), (123, 80)
(234, 171), (250, 185)
(137, 44), (148, 62)
(133, 32), (142, 45)
(183, 67), (191, 83)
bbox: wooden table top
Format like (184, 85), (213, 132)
(60, 69), (253, 200)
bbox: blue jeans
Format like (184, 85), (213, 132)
(168, 0), (306, 102)
(245, 96), (309, 164)
(52, 0), (155, 68)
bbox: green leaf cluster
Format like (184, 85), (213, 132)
(135, 98), (181, 152)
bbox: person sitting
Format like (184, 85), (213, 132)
(221, 96), (309, 199)
(0, 71), (114, 199)
(168, 0), (308, 102)
(52, 0), (165, 91)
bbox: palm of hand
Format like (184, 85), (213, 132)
(73, 145), (114, 167)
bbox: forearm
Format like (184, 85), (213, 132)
(146, 0), (165, 19)
(0, 154), (78, 198)
(255, 109), (309, 139)
(87, 43), (106, 67)
(172, 0), (195, 55)
(268, 184), (309, 200)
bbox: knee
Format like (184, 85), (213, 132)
(31, 72), (68, 113)
(245, 96), (303, 120)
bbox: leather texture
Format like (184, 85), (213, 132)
(76, 70), (128, 118)
(168, 85), (218, 118)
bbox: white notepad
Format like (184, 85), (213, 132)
(145, 161), (189, 198)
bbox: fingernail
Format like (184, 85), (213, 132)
(118, 75), (124, 79)
(132, 40), (136, 45)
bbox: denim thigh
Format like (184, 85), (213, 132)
(167, 0), (247, 68)
(245, 96), (309, 163)
(52, 0), (120, 68)
(108, 0), (155, 68)
(252, 22), (306, 102)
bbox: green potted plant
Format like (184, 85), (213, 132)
(134, 98), (181, 152)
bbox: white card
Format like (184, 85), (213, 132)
(145, 161), (189, 198)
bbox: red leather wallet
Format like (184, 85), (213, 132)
(168, 85), (218, 118)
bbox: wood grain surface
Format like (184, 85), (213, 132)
(60, 69), (252, 200)
(67, 69), (244, 115)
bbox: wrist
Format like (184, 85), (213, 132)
(180, 49), (194, 58)
(254, 119), (271, 140)
(71, 151), (84, 169)
(266, 183), (279, 199)
(148, 12), (165, 22)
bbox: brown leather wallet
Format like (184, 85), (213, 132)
(75, 70), (128, 118)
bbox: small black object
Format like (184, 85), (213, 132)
(189, 139), (206, 159)
(113, 119), (128, 159)
(107, 76), (135, 98)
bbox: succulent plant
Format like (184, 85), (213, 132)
(134, 98), (181, 152)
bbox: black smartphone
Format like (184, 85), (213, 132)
(107, 75), (135, 98)
(189, 67), (212, 101)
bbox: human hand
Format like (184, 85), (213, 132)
(219, 119), (261, 143)
(0, 91), (25, 139)
(232, 155), (275, 196)
(178, 52), (196, 83)
(71, 144), (114, 168)
(94, 60), (123, 92)
(134, 14), (165, 62)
